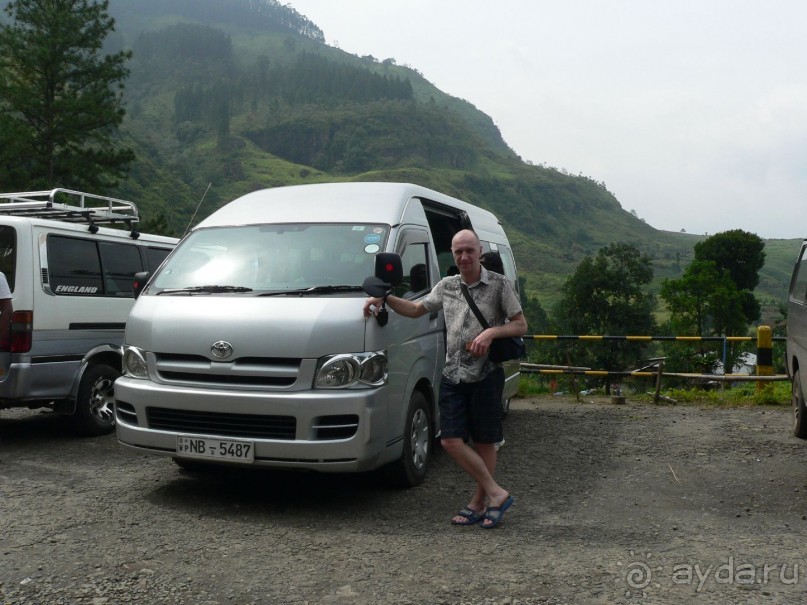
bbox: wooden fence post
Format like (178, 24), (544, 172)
(654, 359), (664, 403)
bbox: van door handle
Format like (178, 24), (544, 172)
(429, 311), (439, 320)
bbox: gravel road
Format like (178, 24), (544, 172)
(2, 397), (806, 605)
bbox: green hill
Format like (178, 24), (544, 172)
(103, 0), (797, 325)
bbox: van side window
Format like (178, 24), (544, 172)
(99, 241), (145, 297)
(397, 243), (430, 299)
(48, 236), (104, 295)
(47, 235), (149, 298)
(145, 246), (172, 272)
(790, 246), (807, 305)
(496, 247), (520, 294)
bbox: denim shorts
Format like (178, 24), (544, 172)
(438, 368), (504, 444)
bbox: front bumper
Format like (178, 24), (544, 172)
(114, 376), (394, 473)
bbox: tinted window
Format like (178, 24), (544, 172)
(47, 235), (159, 298)
(99, 242), (145, 297)
(145, 247), (172, 272)
(48, 236), (103, 296)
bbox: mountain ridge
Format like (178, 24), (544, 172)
(102, 0), (797, 321)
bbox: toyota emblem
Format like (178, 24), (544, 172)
(211, 340), (233, 359)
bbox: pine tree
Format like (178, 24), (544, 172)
(0, 0), (134, 191)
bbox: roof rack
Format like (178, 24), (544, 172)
(0, 188), (140, 229)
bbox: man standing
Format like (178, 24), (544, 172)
(363, 230), (527, 528)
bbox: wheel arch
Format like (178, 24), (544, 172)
(58, 345), (123, 415)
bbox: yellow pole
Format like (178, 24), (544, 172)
(756, 325), (773, 391)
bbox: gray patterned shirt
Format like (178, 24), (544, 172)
(421, 267), (522, 384)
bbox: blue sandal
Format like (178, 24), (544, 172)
(481, 495), (515, 529)
(451, 507), (485, 525)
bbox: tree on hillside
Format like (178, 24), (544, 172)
(553, 242), (657, 388)
(0, 0), (134, 191)
(660, 259), (747, 335)
(661, 230), (765, 374)
(665, 229), (764, 336)
(694, 229), (766, 291)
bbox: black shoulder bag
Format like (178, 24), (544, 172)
(460, 283), (526, 363)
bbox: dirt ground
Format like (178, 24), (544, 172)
(2, 396), (807, 605)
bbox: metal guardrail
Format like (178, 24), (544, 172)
(519, 326), (788, 390)
(520, 364), (788, 382)
(525, 335), (785, 342)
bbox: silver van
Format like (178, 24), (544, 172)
(115, 182), (522, 485)
(0, 189), (177, 435)
(786, 240), (807, 437)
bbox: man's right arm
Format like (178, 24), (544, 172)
(363, 294), (429, 319)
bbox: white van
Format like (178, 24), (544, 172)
(115, 182), (522, 485)
(0, 189), (177, 435)
(786, 240), (807, 437)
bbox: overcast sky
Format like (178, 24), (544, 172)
(289, 0), (806, 240)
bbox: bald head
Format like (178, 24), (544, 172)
(451, 229), (482, 282)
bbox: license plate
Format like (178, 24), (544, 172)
(176, 435), (254, 463)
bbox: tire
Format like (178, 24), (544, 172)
(792, 372), (807, 439)
(387, 390), (432, 488)
(70, 364), (119, 437)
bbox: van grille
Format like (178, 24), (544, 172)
(146, 407), (296, 440)
(154, 353), (301, 388)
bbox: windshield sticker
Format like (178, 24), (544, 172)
(364, 244), (380, 254)
(352, 226), (365, 231)
(363, 233), (381, 244)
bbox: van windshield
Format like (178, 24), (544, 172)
(151, 223), (389, 294)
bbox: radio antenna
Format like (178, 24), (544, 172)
(184, 182), (212, 237)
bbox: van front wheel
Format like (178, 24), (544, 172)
(388, 390), (432, 487)
(71, 364), (119, 437)
(793, 372), (807, 439)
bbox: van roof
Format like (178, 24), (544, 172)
(196, 182), (502, 232)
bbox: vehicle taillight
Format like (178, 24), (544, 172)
(11, 310), (32, 353)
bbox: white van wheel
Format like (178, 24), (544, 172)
(792, 373), (807, 439)
(388, 390), (432, 487)
(71, 364), (119, 437)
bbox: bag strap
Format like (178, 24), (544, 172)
(460, 282), (491, 329)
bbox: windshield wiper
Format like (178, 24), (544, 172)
(156, 285), (254, 295)
(258, 285), (365, 297)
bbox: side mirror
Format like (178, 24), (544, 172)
(374, 252), (403, 285)
(362, 253), (403, 327)
(361, 252), (403, 297)
(133, 271), (150, 299)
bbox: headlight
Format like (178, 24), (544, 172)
(315, 352), (387, 389)
(123, 346), (149, 379)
